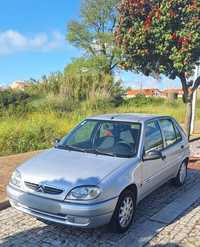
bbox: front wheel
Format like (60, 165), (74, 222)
(173, 161), (187, 186)
(109, 190), (136, 233)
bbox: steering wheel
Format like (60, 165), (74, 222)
(117, 141), (133, 150)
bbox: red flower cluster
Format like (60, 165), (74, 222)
(119, 16), (125, 24)
(155, 8), (161, 20)
(190, 0), (197, 10)
(126, 0), (145, 6)
(171, 33), (177, 41)
(144, 15), (152, 30)
(178, 37), (189, 46)
(171, 33), (190, 47)
(128, 28), (133, 34)
(119, 0), (151, 18)
(143, 6), (161, 31)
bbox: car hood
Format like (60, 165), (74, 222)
(18, 148), (127, 195)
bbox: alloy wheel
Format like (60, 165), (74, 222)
(118, 196), (134, 228)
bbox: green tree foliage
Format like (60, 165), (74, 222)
(116, 0), (200, 137)
(63, 58), (123, 104)
(24, 58), (123, 113)
(67, 0), (121, 74)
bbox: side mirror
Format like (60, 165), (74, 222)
(53, 138), (60, 147)
(143, 150), (162, 161)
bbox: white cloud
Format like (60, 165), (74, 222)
(0, 30), (66, 55)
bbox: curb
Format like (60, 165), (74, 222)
(0, 199), (10, 211)
(190, 156), (200, 162)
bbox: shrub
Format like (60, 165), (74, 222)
(0, 90), (30, 108)
(123, 94), (165, 107)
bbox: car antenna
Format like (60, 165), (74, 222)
(111, 114), (121, 120)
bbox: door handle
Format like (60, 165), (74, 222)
(181, 145), (184, 149)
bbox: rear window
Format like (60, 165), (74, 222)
(174, 124), (182, 142)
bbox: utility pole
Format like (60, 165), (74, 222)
(191, 64), (200, 134)
(140, 81), (143, 94)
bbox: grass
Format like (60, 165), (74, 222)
(118, 100), (186, 122)
(0, 97), (199, 156)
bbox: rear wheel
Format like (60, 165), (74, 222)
(109, 190), (136, 233)
(173, 161), (187, 186)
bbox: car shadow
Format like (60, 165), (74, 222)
(150, 244), (185, 247)
(1, 169), (200, 247)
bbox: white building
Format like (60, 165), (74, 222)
(10, 80), (29, 91)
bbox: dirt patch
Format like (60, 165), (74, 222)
(0, 151), (41, 201)
(188, 161), (200, 170)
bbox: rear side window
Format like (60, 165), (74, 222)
(144, 121), (164, 152)
(174, 124), (182, 142)
(159, 119), (177, 147)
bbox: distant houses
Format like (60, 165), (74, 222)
(126, 88), (162, 98)
(162, 88), (183, 98)
(125, 87), (200, 99)
(10, 81), (29, 91)
(126, 88), (186, 99)
(0, 80), (30, 92)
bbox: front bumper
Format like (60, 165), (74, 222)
(7, 184), (118, 228)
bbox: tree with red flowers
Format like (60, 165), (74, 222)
(115, 0), (200, 137)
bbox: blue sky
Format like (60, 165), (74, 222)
(0, 0), (180, 88)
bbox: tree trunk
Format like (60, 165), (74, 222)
(185, 100), (193, 140)
(180, 74), (196, 140)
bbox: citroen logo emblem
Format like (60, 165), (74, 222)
(37, 185), (45, 193)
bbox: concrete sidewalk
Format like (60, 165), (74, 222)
(190, 138), (200, 160)
(118, 183), (200, 247)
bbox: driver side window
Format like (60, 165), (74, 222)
(144, 121), (164, 152)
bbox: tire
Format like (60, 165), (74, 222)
(109, 189), (136, 233)
(173, 161), (187, 186)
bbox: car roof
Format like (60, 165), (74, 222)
(87, 113), (171, 123)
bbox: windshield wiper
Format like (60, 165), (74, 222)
(56, 145), (132, 158)
(56, 144), (87, 153)
(92, 149), (116, 157)
(93, 148), (134, 158)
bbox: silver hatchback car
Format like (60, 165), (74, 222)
(7, 114), (189, 233)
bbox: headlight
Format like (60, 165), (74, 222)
(10, 170), (22, 188)
(65, 186), (101, 201)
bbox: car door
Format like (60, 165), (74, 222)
(141, 120), (165, 197)
(158, 118), (185, 178)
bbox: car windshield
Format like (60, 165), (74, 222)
(57, 120), (141, 158)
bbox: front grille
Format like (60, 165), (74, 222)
(25, 181), (64, 195)
(25, 181), (38, 191)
